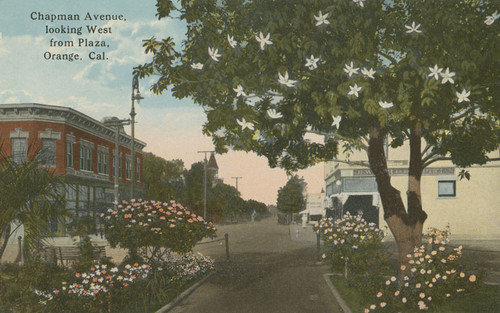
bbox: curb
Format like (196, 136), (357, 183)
(155, 271), (215, 313)
(323, 273), (352, 313)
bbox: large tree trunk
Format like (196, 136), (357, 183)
(368, 125), (427, 273)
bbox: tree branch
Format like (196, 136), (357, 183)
(303, 130), (368, 151)
(421, 145), (443, 165)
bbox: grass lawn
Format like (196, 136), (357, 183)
(330, 276), (500, 313)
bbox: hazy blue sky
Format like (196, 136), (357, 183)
(0, 0), (324, 204)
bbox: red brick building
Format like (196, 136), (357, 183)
(0, 103), (146, 235)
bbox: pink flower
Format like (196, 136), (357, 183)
(418, 300), (427, 310)
(380, 302), (387, 308)
(469, 274), (477, 282)
(376, 292), (383, 298)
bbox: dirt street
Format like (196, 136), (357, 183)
(169, 217), (342, 313)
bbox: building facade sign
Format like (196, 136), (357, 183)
(353, 167), (455, 177)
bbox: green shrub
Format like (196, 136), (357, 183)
(0, 260), (72, 313)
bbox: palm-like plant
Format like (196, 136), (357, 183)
(0, 152), (67, 261)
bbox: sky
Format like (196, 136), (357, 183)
(0, 0), (325, 205)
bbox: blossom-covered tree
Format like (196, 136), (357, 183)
(136, 0), (500, 268)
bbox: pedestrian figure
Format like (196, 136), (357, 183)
(302, 213), (308, 228)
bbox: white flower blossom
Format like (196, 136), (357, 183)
(208, 47), (221, 62)
(456, 88), (471, 103)
(305, 55), (320, 70)
(255, 32), (273, 50)
(331, 115), (342, 129)
(353, 0), (365, 8)
(378, 100), (394, 109)
(190, 63), (204, 70)
(267, 109), (283, 119)
(405, 21), (422, 34)
(428, 64), (443, 80)
(227, 35), (237, 48)
(314, 11), (330, 26)
(440, 67), (456, 84)
(343, 61), (359, 77)
(233, 85), (247, 98)
(348, 84), (363, 98)
(485, 11), (500, 25)
(361, 67), (376, 79)
(278, 71), (298, 87)
(236, 118), (255, 131)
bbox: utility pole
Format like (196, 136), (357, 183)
(130, 73), (143, 199)
(231, 176), (243, 192)
(197, 150), (215, 220)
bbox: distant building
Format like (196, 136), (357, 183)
(207, 152), (221, 186)
(300, 190), (326, 223)
(324, 139), (500, 240)
(0, 103), (146, 236)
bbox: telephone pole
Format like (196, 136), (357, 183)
(232, 176), (243, 192)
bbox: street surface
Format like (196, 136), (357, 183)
(170, 217), (343, 313)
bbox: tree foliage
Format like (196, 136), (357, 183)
(181, 161), (213, 216)
(143, 152), (184, 202)
(0, 155), (66, 260)
(208, 183), (244, 220)
(137, 0), (499, 170)
(276, 175), (306, 214)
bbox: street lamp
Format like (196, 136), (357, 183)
(104, 118), (131, 208)
(130, 73), (143, 199)
(197, 150), (215, 220)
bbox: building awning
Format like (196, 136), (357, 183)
(329, 193), (380, 207)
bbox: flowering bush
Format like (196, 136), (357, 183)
(101, 199), (217, 258)
(165, 253), (214, 281)
(363, 227), (482, 312)
(34, 263), (152, 302)
(33, 254), (214, 313)
(314, 212), (387, 274)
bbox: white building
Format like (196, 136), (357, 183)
(324, 142), (500, 241)
(300, 190), (326, 223)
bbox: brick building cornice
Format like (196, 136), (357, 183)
(0, 103), (146, 151)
